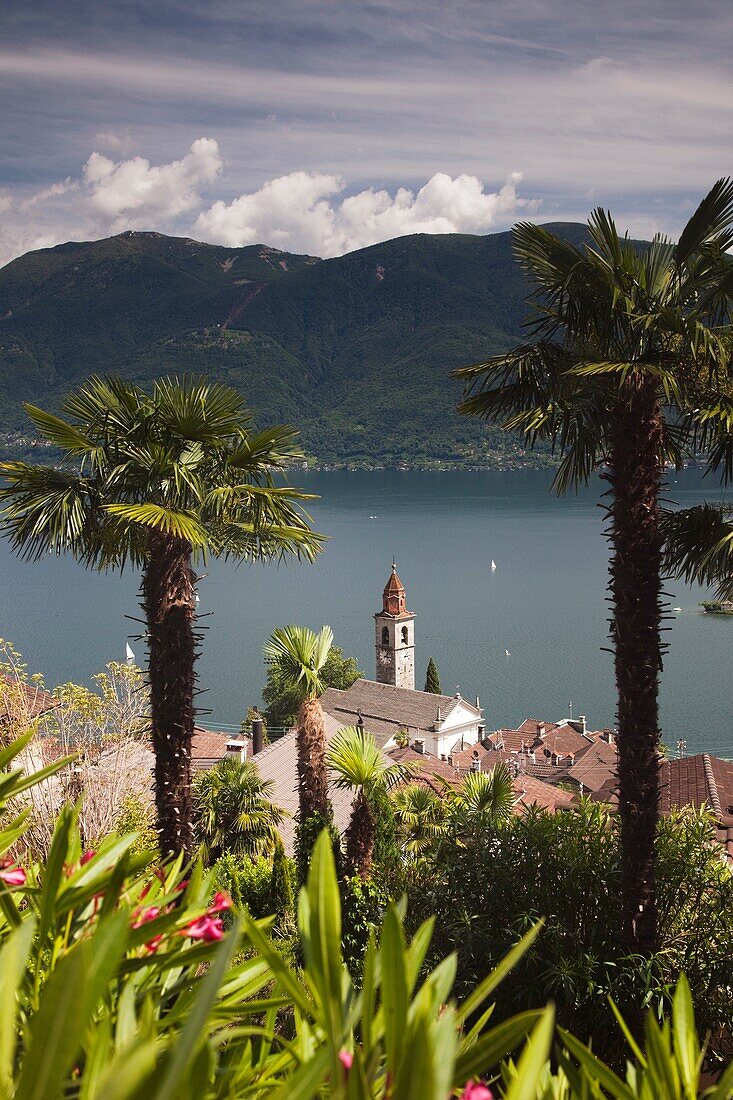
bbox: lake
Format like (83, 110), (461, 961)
(1, 467), (732, 756)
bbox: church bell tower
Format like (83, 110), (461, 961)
(374, 562), (415, 690)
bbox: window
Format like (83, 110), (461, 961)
(401, 625), (409, 645)
(381, 625), (389, 645)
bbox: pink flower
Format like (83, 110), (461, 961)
(0, 866), (26, 887)
(132, 906), (160, 929)
(183, 915), (224, 942)
(175, 879), (189, 893)
(208, 890), (232, 914)
(459, 1083), (493, 1100)
(145, 934), (164, 955)
(80, 850), (96, 865)
(338, 1050), (353, 1073)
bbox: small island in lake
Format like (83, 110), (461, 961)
(700, 601), (733, 615)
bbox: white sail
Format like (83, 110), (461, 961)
(125, 642), (135, 665)
(491, 559), (497, 571)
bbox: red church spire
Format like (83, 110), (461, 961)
(382, 560), (408, 616)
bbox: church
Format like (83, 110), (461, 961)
(320, 562), (484, 759)
(252, 563), (485, 850)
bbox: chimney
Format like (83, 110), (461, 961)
(537, 723), (546, 740)
(475, 694), (480, 710)
(252, 718), (264, 756)
(435, 706), (442, 725)
(226, 739), (247, 762)
(578, 714), (587, 736)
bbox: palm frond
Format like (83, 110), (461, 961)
(262, 625), (334, 701)
(103, 503), (210, 546)
(662, 503), (733, 599)
(674, 178), (733, 267)
(451, 764), (514, 826)
(327, 726), (413, 792)
(22, 405), (98, 457)
(152, 376), (247, 440)
(0, 463), (99, 562)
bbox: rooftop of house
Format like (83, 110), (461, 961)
(251, 710), (355, 853)
(320, 678), (478, 747)
(0, 673), (59, 723)
(591, 752), (733, 862)
(385, 744), (576, 815)
(191, 726), (234, 768)
(487, 717), (603, 762)
(566, 738), (619, 793)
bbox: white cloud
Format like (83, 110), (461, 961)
(19, 178), (77, 210)
(196, 170), (539, 257)
(83, 137), (222, 230)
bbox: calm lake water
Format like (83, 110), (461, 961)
(1, 468), (732, 756)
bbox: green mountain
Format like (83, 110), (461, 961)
(0, 224), (589, 467)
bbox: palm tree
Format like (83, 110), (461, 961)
(447, 765), (514, 840)
(193, 756), (285, 862)
(393, 782), (447, 856)
(0, 376), (323, 859)
(326, 725), (411, 877)
(455, 181), (733, 955)
(262, 624), (334, 880)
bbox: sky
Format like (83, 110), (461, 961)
(1, 0), (731, 267)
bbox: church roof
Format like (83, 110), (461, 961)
(320, 678), (478, 747)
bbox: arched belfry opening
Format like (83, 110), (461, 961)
(374, 561), (415, 690)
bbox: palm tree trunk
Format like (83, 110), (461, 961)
(345, 790), (375, 877)
(296, 697), (330, 821)
(607, 376), (664, 955)
(294, 697), (332, 882)
(142, 531), (197, 860)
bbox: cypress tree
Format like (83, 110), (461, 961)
(424, 657), (441, 694)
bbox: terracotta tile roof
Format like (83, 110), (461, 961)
(0, 674), (59, 722)
(386, 747), (576, 814)
(320, 679), (475, 747)
(191, 727), (233, 767)
(513, 774), (575, 813)
(488, 717), (600, 763)
(566, 739), (619, 793)
(592, 752), (733, 863)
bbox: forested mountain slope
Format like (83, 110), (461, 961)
(0, 223), (590, 466)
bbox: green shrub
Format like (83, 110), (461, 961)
(211, 851), (273, 918)
(406, 799), (733, 1067)
(114, 793), (157, 856)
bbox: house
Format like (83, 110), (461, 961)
(249, 712), (356, 852)
(0, 672), (59, 725)
(385, 744), (575, 815)
(566, 735), (618, 794)
(591, 751), (733, 863)
(484, 716), (610, 788)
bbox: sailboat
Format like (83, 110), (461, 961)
(125, 642), (136, 665)
(505, 648), (510, 657)
(491, 559), (497, 571)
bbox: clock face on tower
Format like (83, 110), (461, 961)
(378, 648), (391, 666)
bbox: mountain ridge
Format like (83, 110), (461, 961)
(0, 224), (590, 467)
